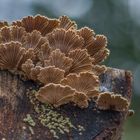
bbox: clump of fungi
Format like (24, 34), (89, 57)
(0, 15), (129, 111)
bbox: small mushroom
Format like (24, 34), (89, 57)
(47, 29), (84, 54)
(38, 66), (65, 85)
(92, 65), (107, 76)
(37, 42), (51, 62)
(77, 27), (109, 64)
(30, 66), (41, 81)
(44, 49), (73, 72)
(68, 49), (93, 73)
(23, 30), (48, 54)
(0, 41), (25, 70)
(61, 72), (99, 98)
(36, 83), (75, 107)
(96, 92), (129, 112)
(72, 92), (89, 108)
(59, 15), (77, 30)
(12, 15), (59, 36)
(0, 26), (26, 44)
(21, 59), (34, 78)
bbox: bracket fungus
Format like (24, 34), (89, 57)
(0, 14), (130, 111)
(96, 92), (129, 112)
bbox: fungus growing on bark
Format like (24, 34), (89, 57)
(12, 15), (59, 36)
(61, 72), (99, 98)
(0, 42), (26, 70)
(0, 14), (116, 109)
(36, 83), (75, 107)
(0, 26), (26, 44)
(0, 26), (48, 56)
(21, 59), (34, 78)
(77, 27), (109, 64)
(92, 65), (107, 76)
(47, 29), (84, 54)
(44, 49), (73, 72)
(37, 66), (65, 85)
(37, 42), (51, 62)
(96, 92), (129, 111)
(68, 49), (93, 73)
(59, 15), (77, 30)
(72, 92), (89, 108)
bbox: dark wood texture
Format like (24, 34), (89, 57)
(0, 68), (132, 140)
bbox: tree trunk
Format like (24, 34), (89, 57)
(0, 67), (132, 140)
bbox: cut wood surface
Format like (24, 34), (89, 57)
(0, 68), (132, 140)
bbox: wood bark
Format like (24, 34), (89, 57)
(0, 68), (132, 140)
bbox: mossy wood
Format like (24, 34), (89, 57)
(0, 68), (132, 140)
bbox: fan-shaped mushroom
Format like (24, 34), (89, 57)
(12, 15), (59, 36)
(36, 83), (75, 107)
(61, 72), (99, 98)
(44, 49), (73, 72)
(0, 42), (26, 70)
(96, 92), (129, 111)
(68, 49), (93, 73)
(38, 66), (65, 85)
(47, 29), (84, 54)
(59, 15), (77, 30)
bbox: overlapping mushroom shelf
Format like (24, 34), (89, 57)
(0, 15), (129, 111)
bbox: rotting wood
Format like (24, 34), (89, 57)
(0, 67), (132, 140)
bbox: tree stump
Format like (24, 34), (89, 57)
(0, 67), (132, 140)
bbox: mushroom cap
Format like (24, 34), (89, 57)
(36, 83), (75, 107)
(37, 66), (65, 85)
(47, 28), (84, 54)
(59, 15), (77, 30)
(12, 15), (59, 36)
(61, 72), (99, 98)
(96, 92), (129, 111)
(68, 49), (93, 74)
(0, 41), (26, 70)
(44, 49), (73, 72)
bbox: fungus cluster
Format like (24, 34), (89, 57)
(0, 15), (129, 111)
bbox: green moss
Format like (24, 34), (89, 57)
(28, 90), (76, 139)
(26, 90), (86, 138)
(23, 114), (36, 127)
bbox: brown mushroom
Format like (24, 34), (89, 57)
(96, 92), (129, 111)
(59, 15), (77, 30)
(36, 83), (75, 107)
(68, 49), (93, 73)
(12, 15), (59, 36)
(0, 41), (26, 70)
(61, 72), (99, 98)
(37, 66), (65, 85)
(77, 27), (109, 64)
(47, 29), (84, 54)
(44, 49), (73, 72)
(0, 26), (26, 44)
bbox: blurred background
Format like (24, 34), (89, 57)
(0, 0), (140, 139)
